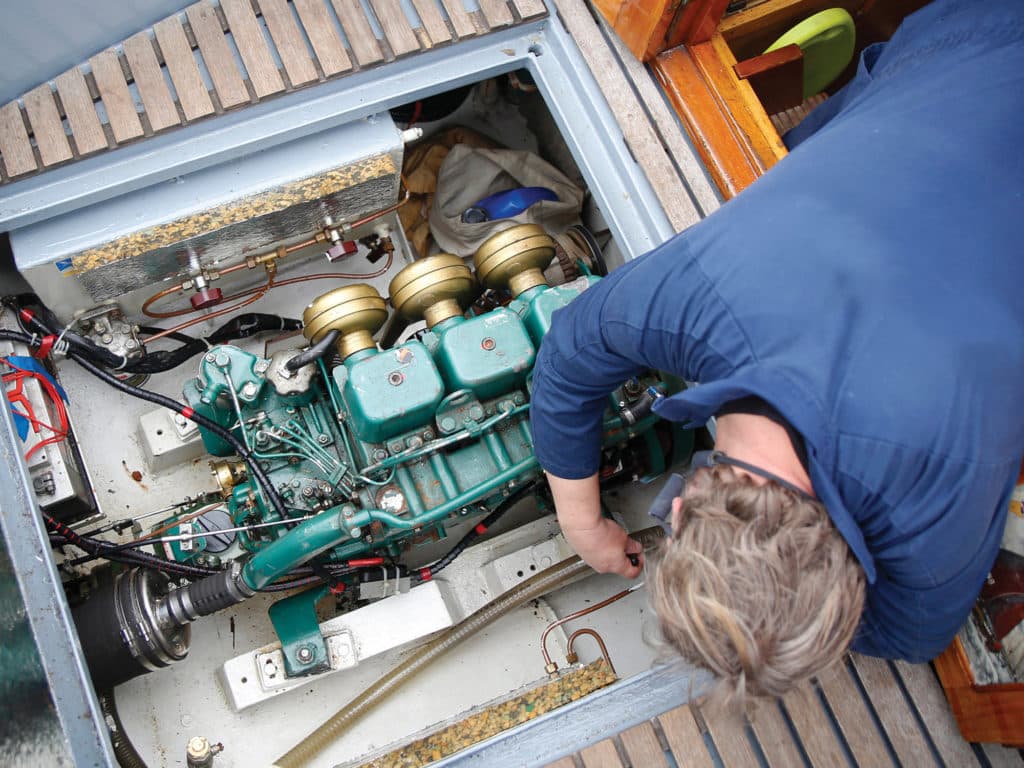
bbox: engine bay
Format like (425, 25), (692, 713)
(0, 86), (693, 767)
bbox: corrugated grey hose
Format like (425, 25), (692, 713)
(273, 556), (590, 768)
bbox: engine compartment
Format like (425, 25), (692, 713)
(0, 84), (693, 767)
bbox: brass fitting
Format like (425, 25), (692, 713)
(210, 459), (247, 499)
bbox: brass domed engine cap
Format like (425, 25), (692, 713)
(303, 284), (388, 360)
(388, 254), (476, 328)
(474, 224), (555, 297)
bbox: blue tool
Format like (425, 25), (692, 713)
(461, 186), (558, 223)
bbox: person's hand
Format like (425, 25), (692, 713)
(562, 516), (644, 578)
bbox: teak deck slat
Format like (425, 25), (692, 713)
(894, 660), (979, 768)
(409, 0), (453, 46)
(122, 32), (181, 131)
(619, 721), (669, 767)
(368, 0), (421, 56)
(258, 0), (320, 86)
(553, 0), (703, 233)
(749, 700), (806, 767)
(22, 84), (73, 166)
(512, 0), (548, 19)
(54, 68), (108, 155)
(782, 684), (847, 767)
(603, 21), (719, 220)
(154, 16), (216, 121)
(699, 704), (758, 766)
(983, 743), (1024, 767)
(292, 0), (352, 76)
(439, 0), (478, 38)
(850, 655), (936, 767)
(88, 49), (144, 142)
(186, 1), (251, 108)
(219, 0), (286, 97)
(477, 0), (515, 29)
(817, 660), (894, 767)
(547, 759), (577, 768)
(579, 739), (624, 768)
(0, 101), (38, 177)
(657, 704), (713, 768)
(329, 0), (385, 65)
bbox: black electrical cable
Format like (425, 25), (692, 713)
(284, 329), (339, 372)
(127, 313), (302, 374)
(411, 480), (542, 584)
(4, 294), (301, 374)
(46, 524), (217, 579)
(65, 351), (293, 522)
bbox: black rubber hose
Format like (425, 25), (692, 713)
(45, 520), (217, 579)
(285, 329), (339, 372)
(66, 351), (292, 522)
(127, 313), (302, 374)
(411, 481), (541, 584)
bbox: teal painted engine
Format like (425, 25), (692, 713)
(173, 225), (673, 582)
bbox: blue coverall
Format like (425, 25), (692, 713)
(530, 0), (1024, 661)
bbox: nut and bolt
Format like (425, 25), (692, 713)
(241, 382), (259, 397)
(350, 527), (362, 538)
(205, 353), (216, 363)
(254, 360), (270, 373)
(440, 417), (456, 432)
(296, 646), (314, 664)
(389, 442), (404, 454)
(301, 486), (316, 498)
(388, 371), (405, 386)
(407, 436), (423, 449)
(372, 449), (388, 461)
(317, 434), (330, 445)
(513, 392), (525, 405)
(481, 337), (496, 350)
(469, 405), (484, 421)
(422, 429), (434, 440)
(101, 334), (113, 344)
(215, 353), (230, 367)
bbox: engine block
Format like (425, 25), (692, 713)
(165, 226), (667, 584)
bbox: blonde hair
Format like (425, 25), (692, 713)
(649, 465), (865, 705)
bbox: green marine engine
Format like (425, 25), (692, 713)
(175, 225), (677, 579)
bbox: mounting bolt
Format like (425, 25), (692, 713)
(440, 417), (456, 432)
(317, 434), (330, 445)
(205, 353), (216, 363)
(350, 527), (362, 538)
(254, 360), (270, 374)
(372, 449), (388, 462)
(296, 646), (314, 664)
(101, 334), (113, 344)
(241, 381), (258, 397)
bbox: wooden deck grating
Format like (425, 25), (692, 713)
(545, 654), (1024, 768)
(0, 0), (546, 184)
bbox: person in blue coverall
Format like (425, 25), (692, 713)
(530, 0), (1024, 699)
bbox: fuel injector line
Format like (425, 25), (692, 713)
(284, 329), (340, 372)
